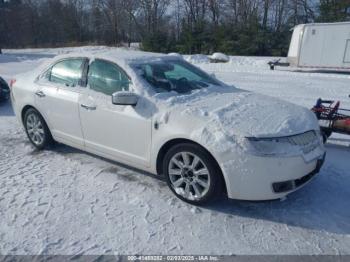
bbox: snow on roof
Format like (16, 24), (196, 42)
(52, 49), (168, 64)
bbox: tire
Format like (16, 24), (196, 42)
(24, 108), (53, 150)
(163, 143), (224, 205)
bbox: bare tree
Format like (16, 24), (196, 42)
(262, 0), (271, 29)
(139, 0), (170, 34)
(272, 0), (287, 32)
(183, 0), (207, 27)
(0, 0), (346, 56)
(99, 0), (124, 45)
(208, 0), (221, 25)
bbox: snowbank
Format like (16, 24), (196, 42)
(167, 52), (183, 58)
(209, 52), (230, 63)
(184, 54), (210, 64)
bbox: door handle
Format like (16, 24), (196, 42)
(81, 104), (97, 110)
(35, 91), (46, 98)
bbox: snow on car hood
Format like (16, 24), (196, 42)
(154, 86), (319, 138)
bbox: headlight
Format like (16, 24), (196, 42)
(246, 131), (320, 156)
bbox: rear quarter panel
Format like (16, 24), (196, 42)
(11, 74), (38, 127)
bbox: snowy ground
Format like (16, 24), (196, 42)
(0, 47), (350, 255)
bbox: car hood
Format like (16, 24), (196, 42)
(154, 87), (319, 138)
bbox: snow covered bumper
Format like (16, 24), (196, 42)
(271, 153), (325, 194)
(222, 146), (326, 201)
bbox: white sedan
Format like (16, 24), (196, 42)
(10, 50), (326, 205)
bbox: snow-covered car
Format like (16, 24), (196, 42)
(0, 76), (10, 102)
(10, 50), (326, 205)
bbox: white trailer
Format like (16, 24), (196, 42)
(269, 22), (350, 71)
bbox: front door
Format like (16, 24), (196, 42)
(79, 59), (152, 167)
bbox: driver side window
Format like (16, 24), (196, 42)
(88, 59), (130, 96)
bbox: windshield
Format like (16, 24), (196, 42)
(132, 59), (222, 93)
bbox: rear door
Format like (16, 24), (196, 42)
(35, 58), (88, 147)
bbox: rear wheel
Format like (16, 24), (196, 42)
(163, 143), (223, 205)
(24, 108), (53, 149)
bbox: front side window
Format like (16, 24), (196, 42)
(88, 59), (130, 96)
(132, 59), (221, 94)
(49, 58), (85, 86)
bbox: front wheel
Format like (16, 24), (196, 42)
(24, 108), (53, 149)
(163, 143), (223, 205)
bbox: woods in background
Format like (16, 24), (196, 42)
(0, 0), (349, 56)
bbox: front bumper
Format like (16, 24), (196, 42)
(272, 153), (325, 193)
(222, 148), (326, 201)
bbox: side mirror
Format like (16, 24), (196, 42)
(112, 91), (139, 106)
(210, 73), (216, 78)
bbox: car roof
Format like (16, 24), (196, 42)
(52, 49), (170, 65)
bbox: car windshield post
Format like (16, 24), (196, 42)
(132, 59), (221, 94)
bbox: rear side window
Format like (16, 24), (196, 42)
(49, 58), (85, 86)
(88, 59), (130, 96)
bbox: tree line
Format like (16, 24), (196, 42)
(0, 0), (349, 56)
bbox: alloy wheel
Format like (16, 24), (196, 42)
(168, 152), (211, 201)
(26, 113), (45, 146)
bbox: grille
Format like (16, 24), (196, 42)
(287, 131), (318, 146)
